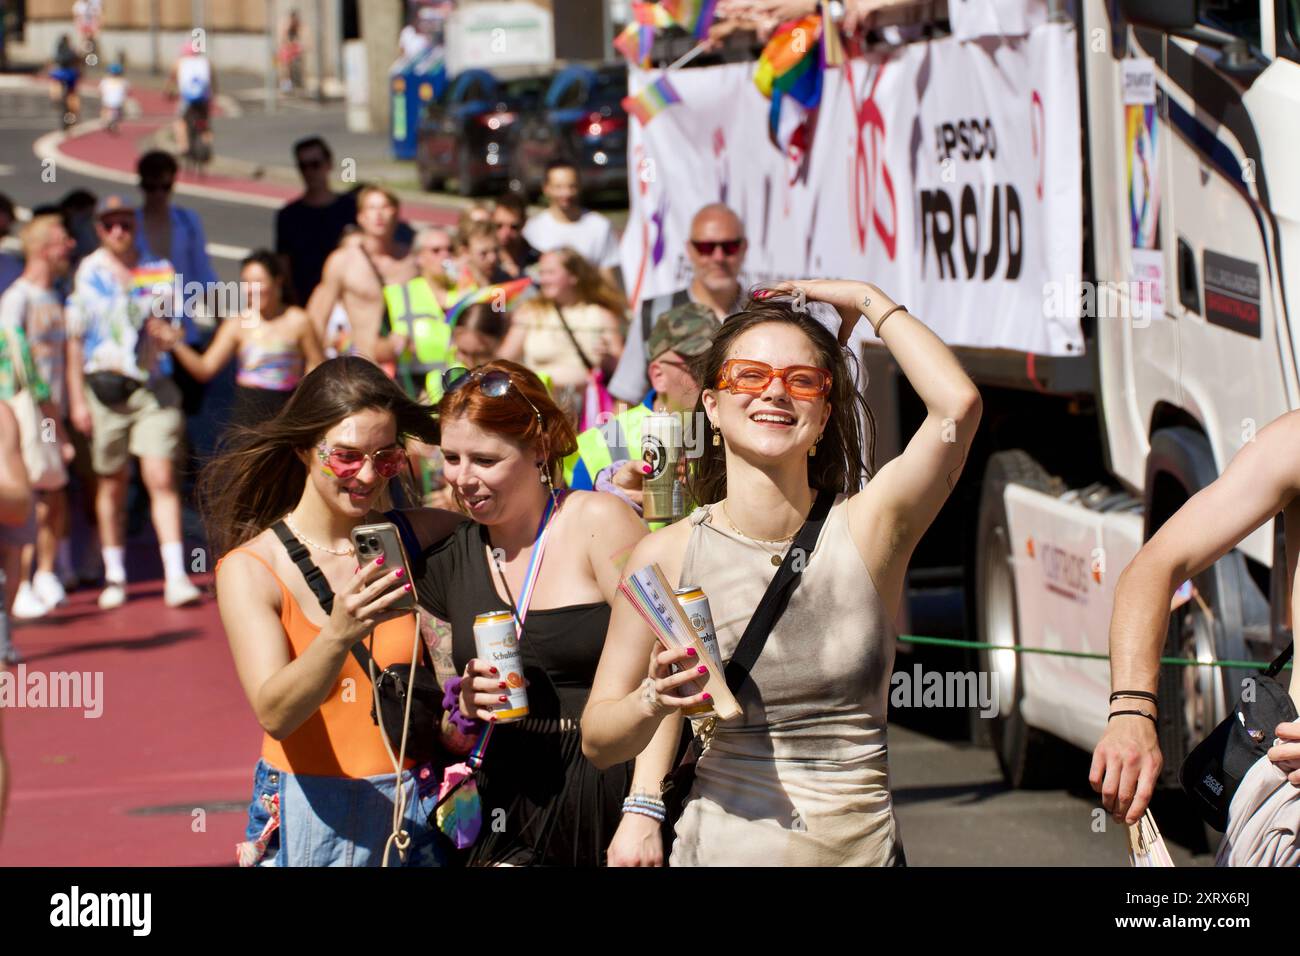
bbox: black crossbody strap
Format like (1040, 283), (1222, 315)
(269, 520), (377, 674)
(1264, 642), (1294, 679)
(722, 488), (836, 697)
(553, 305), (596, 372)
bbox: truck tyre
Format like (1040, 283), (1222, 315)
(974, 449), (1066, 788)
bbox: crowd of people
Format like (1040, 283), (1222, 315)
(0, 93), (985, 865)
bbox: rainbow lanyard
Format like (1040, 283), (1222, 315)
(472, 491), (563, 765)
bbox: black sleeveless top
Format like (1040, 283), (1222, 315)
(415, 519), (632, 866)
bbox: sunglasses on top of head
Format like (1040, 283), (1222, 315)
(441, 367), (545, 429)
(717, 359), (832, 401)
(691, 238), (744, 257)
(315, 442), (408, 479)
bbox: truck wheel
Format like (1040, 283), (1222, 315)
(974, 449), (1065, 788)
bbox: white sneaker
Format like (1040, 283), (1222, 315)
(12, 582), (49, 620)
(32, 571), (69, 609)
(98, 581), (127, 610)
(164, 578), (202, 608)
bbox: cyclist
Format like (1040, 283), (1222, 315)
(169, 40), (216, 161)
(99, 62), (129, 134)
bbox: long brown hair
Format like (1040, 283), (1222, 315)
(435, 359), (577, 488)
(544, 247), (628, 316)
(688, 299), (876, 506)
(200, 357), (439, 559)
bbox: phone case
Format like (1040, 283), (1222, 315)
(350, 522), (416, 611)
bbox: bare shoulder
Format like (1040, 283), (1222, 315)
(282, 306), (311, 331)
(626, 511), (695, 584)
(566, 489), (641, 528)
(398, 506), (466, 553)
(215, 531), (284, 607)
(0, 401), (17, 445)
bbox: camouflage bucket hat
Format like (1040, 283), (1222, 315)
(647, 302), (721, 361)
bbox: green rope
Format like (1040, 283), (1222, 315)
(896, 634), (1292, 671)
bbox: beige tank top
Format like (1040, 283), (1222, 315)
(669, 494), (902, 866)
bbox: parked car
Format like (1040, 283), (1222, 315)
(416, 69), (549, 196)
(508, 64), (628, 201)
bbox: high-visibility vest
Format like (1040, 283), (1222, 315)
(562, 400), (670, 531)
(382, 277), (455, 397)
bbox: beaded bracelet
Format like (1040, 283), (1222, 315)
(623, 804), (666, 823)
(442, 676), (483, 735)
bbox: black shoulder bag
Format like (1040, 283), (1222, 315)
(1179, 642), (1296, 831)
(660, 489), (835, 837)
(270, 516), (445, 764)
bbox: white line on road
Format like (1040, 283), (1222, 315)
(32, 125), (286, 210)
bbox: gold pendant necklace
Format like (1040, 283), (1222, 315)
(721, 500), (796, 567)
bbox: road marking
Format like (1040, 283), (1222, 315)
(32, 124), (287, 209)
(207, 241), (251, 260)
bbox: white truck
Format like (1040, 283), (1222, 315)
(622, 0), (1299, 800)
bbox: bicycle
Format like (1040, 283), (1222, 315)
(181, 100), (212, 172)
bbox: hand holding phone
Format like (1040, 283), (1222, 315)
(349, 522), (416, 613)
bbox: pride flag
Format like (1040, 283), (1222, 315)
(613, 21), (654, 67)
(444, 277), (533, 327)
(660, 0), (718, 40)
(621, 74), (682, 126)
(754, 14), (825, 148)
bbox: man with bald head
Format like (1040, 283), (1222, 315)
(608, 203), (747, 404)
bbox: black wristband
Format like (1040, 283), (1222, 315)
(1108, 709), (1156, 726)
(1109, 690), (1157, 704)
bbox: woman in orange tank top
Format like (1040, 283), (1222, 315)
(202, 356), (465, 866)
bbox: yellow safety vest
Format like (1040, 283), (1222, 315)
(382, 277), (455, 399)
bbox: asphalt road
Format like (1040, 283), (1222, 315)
(0, 82), (1218, 867)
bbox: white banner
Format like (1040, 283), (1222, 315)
(620, 21), (1083, 356)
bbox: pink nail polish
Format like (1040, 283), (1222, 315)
(686, 647), (697, 657)
(697, 666), (708, 675)
(702, 693), (713, 702)
(394, 567), (404, 578)
(403, 583), (411, 592)
(376, 556), (385, 566)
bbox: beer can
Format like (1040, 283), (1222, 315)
(473, 610), (529, 722)
(673, 586), (719, 719)
(641, 411), (684, 523)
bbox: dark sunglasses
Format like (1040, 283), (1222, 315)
(100, 217), (135, 234)
(691, 238), (743, 256)
(441, 367), (544, 429)
(297, 158), (327, 171)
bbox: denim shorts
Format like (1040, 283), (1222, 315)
(243, 758), (446, 867)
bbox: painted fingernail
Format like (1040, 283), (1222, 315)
(686, 647), (697, 657)
(394, 567), (404, 578)
(498, 696), (508, 703)
(490, 667), (499, 675)
(490, 714), (498, 723)
(702, 693), (713, 702)
(498, 681), (507, 689)
(376, 556), (385, 566)
(697, 665), (708, 675)
(642, 463), (652, 474)
(403, 583), (411, 592)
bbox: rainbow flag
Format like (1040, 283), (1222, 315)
(444, 276), (533, 326)
(613, 21), (654, 67)
(621, 74), (682, 126)
(632, 0), (675, 29)
(754, 15), (825, 148)
(660, 0), (718, 40)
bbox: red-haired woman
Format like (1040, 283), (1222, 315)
(411, 359), (647, 866)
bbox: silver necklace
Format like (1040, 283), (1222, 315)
(282, 512), (355, 556)
(721, 500), (797, 567)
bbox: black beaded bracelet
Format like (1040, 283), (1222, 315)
(1109, 690), (1157, 704)
(1108, 709), (1156, 726)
